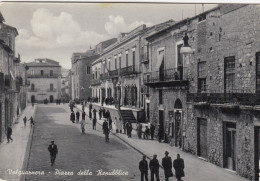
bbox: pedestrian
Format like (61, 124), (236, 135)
(93, 118), (97, 130)
(158, 124), (164, 142)
(89, 102), (92, 111)
(118, 117), (123, 133)
(28, 116), (34, 127)
(173, 154), (185, 181)
(89, 110), (92, 120)
(48, 141), (58, 166)
(81, 119), (86, 133)
(106, 110), (111, 121)
(23, 116), (27, 127)
(162, 151), (173, 181)
(99, 108), (102, 120)
(149, 154), (160, 181)
(150, 123), (155, 140)
(115, 117), (119, 133)
(137, 123), (142, 139)
(126, 121), (132, 138)
(108, 117), (112, 130)
(76, 110), (80, 123)
(145, 126), (150, 140)
(123, 121), (126, 134)
(102, 119), (109, 142)
(70, 111), (75, 123)
(93, 108), (97, 119)
(139, 155), (148, 181)
(102, 107), (106, 118)
(7, 126), (13, 143)
(82, 111), (86, 120)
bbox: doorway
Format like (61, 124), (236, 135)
(50, 95), (54, 103)
(197, 118), (208, 159)
(254, 127), (260, 181)
(159, 110), (164, 140)
(175, 110), (182, 147)
(223, 122), (236, 171)
(31, 95), (35, 103)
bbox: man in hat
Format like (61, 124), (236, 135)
(149, 154), (160, 181)
(139, 155), (148, 181)
(162, 151), (173, 181)
(48, 141), (58, 166)
(173, 154), (185, 181)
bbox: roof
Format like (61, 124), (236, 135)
(0, 11), (5, 23)
(97, 38), (117, 49)
(26, 58), (61, 67)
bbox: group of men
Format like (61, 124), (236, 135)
(137, 123), (156, 140)
(139, 151), (185, 181)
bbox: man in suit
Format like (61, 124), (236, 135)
(149, 154), (160, 181)
(173, 154), (185, 181)
(139, 155), (148, 181)
(48, 141), (58, 166)
(162, 151), (173, 181)
(7, 126), (13, 143)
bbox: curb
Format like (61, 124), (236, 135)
(20, 105), (37, 181)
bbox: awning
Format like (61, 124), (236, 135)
(155, 54), (164, 69)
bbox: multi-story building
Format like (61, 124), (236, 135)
(26, 58), (62, 103)
(0, 11), (21, 142)
(60, 68), (70, 102)
(145, 4), (260, 180)
(71, 38), (117, 101)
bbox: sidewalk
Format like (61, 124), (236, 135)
(0, 104), (37, 181)
(77, 103), (249, 181)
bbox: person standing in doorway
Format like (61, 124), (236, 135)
(149, 154), (160, 181)
(173, 154), (185, 181)
(139, 155), (148, 181)
(162, 151), (173, 181)
(23, 116), (27, 127)
(7, 126), (13, 143)
(76, 110), (80, 124)
(48, 141), (58, 166)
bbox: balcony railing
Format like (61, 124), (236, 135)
(109, 69), (119, 77)
(120, 65), (140, 76)
(100, 72), (109, 80)
(91, 79), (101, 85)
(27, 74), (60, 78)
(187, 90), (260, 106)
(144, 67), (188, 84)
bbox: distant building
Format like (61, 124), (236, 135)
(26, 58), (62, 103)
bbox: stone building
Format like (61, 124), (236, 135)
(0, 11), (21, 142)
(145, 4), (260, 181)
(26, 58), (62, 103)
(71, 38), (117, 101)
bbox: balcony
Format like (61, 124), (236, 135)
(27, 74), (60, 78)
(100, 72), (109, 80)
(187, 90), (260, 106)
(47, 88), (56, 92)
(109, 69), (119, 77)
(140, 52), (149, 64)
(91, 78), (101, 86)
(144, 67), (188, 87)
(120, 65), (140, 76)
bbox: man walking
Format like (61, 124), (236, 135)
(173, 154), (185, 181)
(139, 155), (148, 181)
(23, 116), (27, 127)
(48, 141), (58, 166)
(162, 151), (173, 181)
(28, 116), (34, 127)
(149, 154), (160, 181)
(93, 108), (97, 120)
(7, 126), (13, 143)
(93, 117), (97, 130)
(102, 120), (109, 142)
(99, 108), (102, 120)
(76, 110), (80, 123)
(82, 111), (86, 120)
(70, 111), (75, 123)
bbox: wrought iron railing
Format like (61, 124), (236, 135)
(120, 65), (140, 75)
(187, 90), (260, 106)
(91, 79), (101, 85)
(109, 69), (119, 77)
(100, 72), (109, 80)
(28, 74), (60, 78)
(143, 67), (188, 84)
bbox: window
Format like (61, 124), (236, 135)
(159, 89), (163, 104)
(224, 57), (235, 92)
(108, 60), (111, 71)
(41, 70), (44, 76)
(50, 84), (53, 91)
(86, 66), (91, 75)
(126, 53), (129, 67)
(115, 57), (117, 69)
(132, 50), (136, 66)
(198, 78), (207, 92)
(31, 84), (35, 91)
(119, 56), (121, 69)
(198, 61), (206, 78)
(50, 70), (53, 76)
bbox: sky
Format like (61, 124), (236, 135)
(0, 2), (218, 69)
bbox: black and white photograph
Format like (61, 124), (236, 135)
(0, 1), (259, 181)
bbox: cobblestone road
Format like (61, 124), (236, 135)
(25, 104), (145, 181)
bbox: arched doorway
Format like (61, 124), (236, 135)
(31, 95), (35, 103)
(174, 99), (182, 147)
(50, 95), (54, 103)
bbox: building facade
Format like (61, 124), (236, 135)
(145, 4), (260, 181)
(26, 58), (62, 103)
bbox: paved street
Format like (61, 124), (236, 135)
(25, 104), (164, 181)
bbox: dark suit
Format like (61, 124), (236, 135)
(173, 158), (185, 181)
(149, 158), (160, 181)
(162, 156), (173, 181)
(139, 159), (148, 181)
(48, 144), (58, 165)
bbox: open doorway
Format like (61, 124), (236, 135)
(255, 127), (260, 181)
